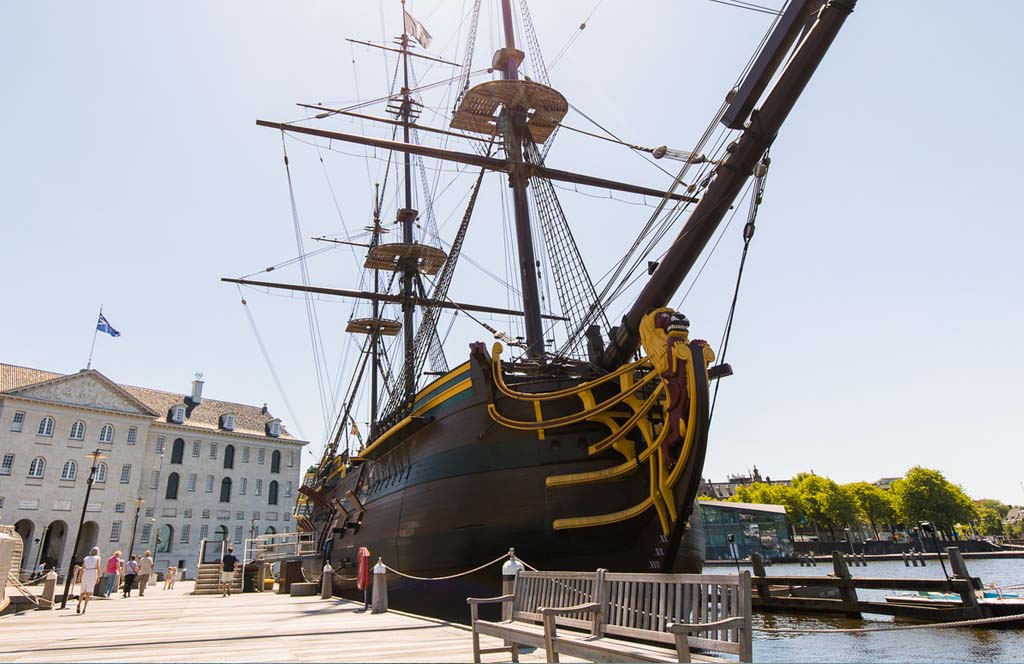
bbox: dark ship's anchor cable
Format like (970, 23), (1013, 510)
(709, 153), (770, 425)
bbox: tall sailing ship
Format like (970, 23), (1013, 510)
(226, 0), (855, 615)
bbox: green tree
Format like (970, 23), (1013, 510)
(845, 481), (896, 539)
(791, 473), (858, 540)
(728, 482), (806, 539)
(974, 499), (1009, 536)
(891, 467), (979, 537)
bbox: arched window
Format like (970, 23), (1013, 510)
(223, 445), (235, 470)
(61, 460), (77, 481)
(99, 424), (114, 444)
(271, 450), (281, 474)
(268, 480), (279, 505)
(69, 421), (85, 440)
(265, 526), (276, 536)
(157, 524), (173, 553)
(95, 462), (107, 483)
(170, 438), (185, 464)
(28, 457), (45, 478)
(37, 417), (54, 437)
(215, 525), (229, 541)
(165, 472), (180, 500)
(219, 477), (232, 503)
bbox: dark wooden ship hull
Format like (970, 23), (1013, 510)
(300, 335), (712, 621)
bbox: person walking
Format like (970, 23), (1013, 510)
(101, 550), (122, 598)
(220, 547), (238, 597)
(122, 555), (140, 597)
(137, 551), (154, 596)
(76, 547), (101, 614)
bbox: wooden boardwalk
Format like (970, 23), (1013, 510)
(0, 581), (581, 662)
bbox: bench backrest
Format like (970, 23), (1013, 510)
(600, 571), (751, 657)
(512, 570), (603, 633)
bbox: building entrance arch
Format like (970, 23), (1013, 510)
(73, 521), (100, 562)
(40, 520), (68, 571)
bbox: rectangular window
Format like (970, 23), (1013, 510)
(288, 451), (294, 467)
(209, 442), (218, 459)
(173, 406), (185, 423)
(253, 511), (260, 520)
(285, 481), (292, 498)
(140, 524), (151, 544)
(239, 478), (247, 495)
(235, 511), (244, 520)
(180, 525), (190, 544)
(119, 464), (131, 484)
(192, 440), (200, 457)
(155, 436), (165, 454)
(110, 521), (122, 541)
(257, 448), (265, 465)
(199, 525), (209, 540)
(234, 526), (242, 543)
(255, 479), (263, 496)
(187, 473), (197, 492)
(183, 509), (192, 519)
(149, 470), (159, 489)
(115, 502), (125, 513)
(0, 498), (4, 509)
(127, 426), (138, 445)
(242, 447), (250, 463)
(201, 509), (210, 519)
(205, 475), (214, 493)
(11, 411), (25, 432)
(1, 454), (13, 475)
(145, 506), (154, 518)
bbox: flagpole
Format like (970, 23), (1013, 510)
(86, 305), (102, 370)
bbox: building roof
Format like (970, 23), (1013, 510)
(699, 500), (787, 515)
(1, 362), (299, 442)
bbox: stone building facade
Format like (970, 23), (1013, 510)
(0, 363), (306, 579)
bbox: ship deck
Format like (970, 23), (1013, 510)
(0, 581), (583, 662)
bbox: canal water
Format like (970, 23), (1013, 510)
(707, 557), (1024, 662)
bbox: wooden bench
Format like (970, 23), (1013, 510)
(468, 570), (752, 663)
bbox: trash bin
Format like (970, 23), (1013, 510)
(242, 561), (259, 593)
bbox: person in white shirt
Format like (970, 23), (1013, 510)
(137, 551), (154, 596)
(77, 547), (101, 614)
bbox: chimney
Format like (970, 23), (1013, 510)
(261, 403), (268, 415)
(190, 373), (205, 405)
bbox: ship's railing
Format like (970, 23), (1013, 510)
(243, 531), (316, 563)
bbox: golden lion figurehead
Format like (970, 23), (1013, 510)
(639, 307), (692, 375)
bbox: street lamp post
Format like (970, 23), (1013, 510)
(128, 497), (144, 558)
(59, 448), (106, 610)
(920, 521), (953, 591)
(727, 533), (741, 574)
(843, 527), (855, 555)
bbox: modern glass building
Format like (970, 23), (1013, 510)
(698, 500), (793, 560)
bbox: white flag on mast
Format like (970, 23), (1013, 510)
(403, 10), (432, 49)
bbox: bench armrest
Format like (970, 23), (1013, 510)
(538, 602), (600, 616)
(666, 616), (747, 633)
(466, 594), (515, 606)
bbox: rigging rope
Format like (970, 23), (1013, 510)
(709, 153), (769, 425)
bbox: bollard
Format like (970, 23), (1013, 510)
(321, 562), (333, 599)
(903, 552), (909, 567)
(919, 551), (926, 566)
(371, 559), (388, 614)
(501, 549), (525, 623)
(40, 569), (58, 609)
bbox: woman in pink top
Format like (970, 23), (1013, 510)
(101, 550), (122, 598)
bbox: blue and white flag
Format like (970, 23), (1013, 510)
(97, 313), (121, 338)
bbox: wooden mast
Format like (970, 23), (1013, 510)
(370, 183), (382, 434)
(601, 0), (856, 369)
(399, 0), (417, 405)
(496, 0), (546, 358)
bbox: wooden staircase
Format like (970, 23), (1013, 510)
(192, 562), (242, 596)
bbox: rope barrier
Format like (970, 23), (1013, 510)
(754, 612), (1024, 633)
(382, 552), (510, 581)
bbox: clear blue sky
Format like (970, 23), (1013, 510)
(2, 1), (1021, 505)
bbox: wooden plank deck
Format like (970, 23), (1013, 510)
(0, 581), (582, 663)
